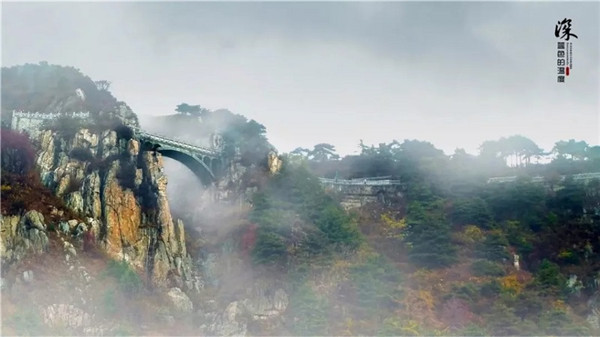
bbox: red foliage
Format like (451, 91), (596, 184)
(1, 128), (36, 174)
(83, 229), (96, 252)
(241, 223), (258, 257)
(1, 170), (76, 220)
(0, 129), (76, 220)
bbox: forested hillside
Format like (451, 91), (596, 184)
(241, 138), (600, 335)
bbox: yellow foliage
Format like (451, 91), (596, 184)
(380, 213), (407, 239)
(501, 274), (523, 294)
(1, 185), (11, 192)
(399, 320), (421, 336)
(382, 317), (421, 336)
(329, 258), (352, 280)
(557, 249), (573, 259)
(552, 299), (567, 311)
(411, 269), (449, 293)
(355, 244), (379, 263)
(464, 225), (484, 242)
(418, 290), (435, 311)
(412, 268), (436, 283)
(341, 317), (354, 335)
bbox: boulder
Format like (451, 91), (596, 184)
(242, 281), (288, 320)
(587, 291), (600, 330)
(0, 211), (49, 265)
(23, 211), (46, 231)
(43, 304), (92, 330)
(201, 301), (247, 336)
(167, 287), (193, 313)
(23, 270), (34, 283)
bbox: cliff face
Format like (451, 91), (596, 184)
(0, 210), (50, 265)
(35, 127), (201, 291)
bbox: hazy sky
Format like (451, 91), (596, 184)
(2, 2), (599, 156)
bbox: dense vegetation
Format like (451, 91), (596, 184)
(250, 161), (362, 266)
(267, 136), (600, 335)
(148, 104), (272, 167)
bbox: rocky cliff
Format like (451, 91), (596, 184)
(0, 210), (50, 265)
(34, 126), (201, 291)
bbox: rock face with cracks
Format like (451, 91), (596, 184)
(0, 210), (50, 265)
(33, 127), (202, 291)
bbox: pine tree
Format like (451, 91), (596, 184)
(405, 201), (457, 268)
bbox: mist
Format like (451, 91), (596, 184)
(2, 2), (600, 336)
(2, 2), (598, 156)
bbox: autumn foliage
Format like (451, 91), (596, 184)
(1, 129), (74, 220)
(1, 128), (35, 174)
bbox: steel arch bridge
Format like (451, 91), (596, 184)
(132, 127), (223, 186)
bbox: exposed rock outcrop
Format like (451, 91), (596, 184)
(267, 151), (282, 175)
(0, 210), (50, 265)
(167, 287), (194, 313)
(588, 290), (600, 330)
(34, 127), (201, 290)
(242, 283), (288, 320)
(43, 303), (92, 330)
(201, 301), (248, 336)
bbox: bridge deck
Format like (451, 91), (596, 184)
(319, 177), (402, 186)
(132, 127), (218, 157)
(487, 172), (600, 184)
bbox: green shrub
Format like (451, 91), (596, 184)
(103, 260), (143, 295)
(538, 307), (588, 335)
(314, 205), (361, 249)
(457, 323), (489, 336)
(476, 231), (510, 262)
(102, 289), (117, 315)
(533, 259), (567, 296)
(480, 280), (501, 297)
(64, 176), (84, 194)
(117, 160), (137, 190)
(250, 162), (363, 264)
(137, 183), (158, 212)
(379, 317), (422, 336)
(287, 284), (329, 335)
(471, 260), (505, 277)
(47, 116), (85, 139)
(349, 254), (402, 312)
(504, 220), (534, 256)
(449, 282), (479, 302)
(114, 124), (134, 140)
(252, 230), (288, 265)
(69, 147), (94, 162)
(513, 291), (543, 320)
(451, 197), (493, 228)
(405, 201), (457, 268)
(484, 303), (538, 336)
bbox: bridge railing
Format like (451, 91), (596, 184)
(132, 127), (218, 156)
(487, 172), (600, 184)
(319, 177), (402, 186)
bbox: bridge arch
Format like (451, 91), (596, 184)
(157, 149), (215, 186)
(132, 127), (223, 186)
